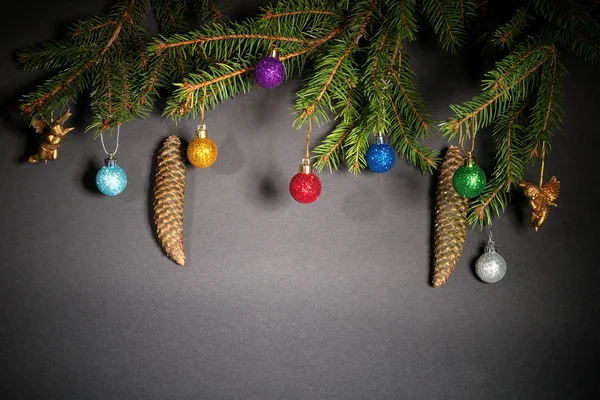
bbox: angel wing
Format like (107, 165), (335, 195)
(31, 118), (49, 134)
(542, 176), (560, 201)
(55, 110), (72, 126)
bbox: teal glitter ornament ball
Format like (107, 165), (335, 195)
(452, 159), (486, 198)
(96, 157), (127, 196)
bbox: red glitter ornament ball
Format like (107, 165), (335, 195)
(289, 171), (322, 204)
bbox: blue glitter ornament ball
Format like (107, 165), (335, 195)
(366, 135), (396, 173)
(96, 157), (127, 196)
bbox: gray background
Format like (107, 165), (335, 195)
(1, 0), (599, 399)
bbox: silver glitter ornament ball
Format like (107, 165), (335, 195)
(475, 239), (507, 283)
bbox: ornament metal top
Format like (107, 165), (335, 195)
(520, 176), (560, 231)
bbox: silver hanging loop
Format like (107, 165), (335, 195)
(100, 124), (120, 156)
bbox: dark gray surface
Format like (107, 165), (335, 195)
(1, 1), (598, 399)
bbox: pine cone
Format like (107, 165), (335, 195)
(153, 136), (187, 266)
(433, 146), (468, 287)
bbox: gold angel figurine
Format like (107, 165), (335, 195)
(28, 110), (74, 164)
(520, 176), (560, 231)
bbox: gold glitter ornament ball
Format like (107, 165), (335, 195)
(187, 125), (218, 168)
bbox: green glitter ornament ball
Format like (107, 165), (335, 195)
(452, 160), (486, 198)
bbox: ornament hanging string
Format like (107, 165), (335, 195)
(96, 124), (127, 196)
(459, 118), (476, 157)
(100, 125), (120, 157)
(200, 86), (207, 126)
(485, 210), (495, 247)
(539, 141), (546, 187)
(305, 119), (312, 160)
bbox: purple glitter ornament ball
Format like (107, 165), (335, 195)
(254, 55), (286, 89)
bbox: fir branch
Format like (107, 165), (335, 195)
(21, 60), (96, 115)
(140, 54), (167, 105)
(282, 24), (345, 57)
(127, 18), (150, 67)
(391, 69), (428, 132)
(352, 131), (367, 171)
(299, 45), (356, 119)
(153, 0), (184, 34)
(534, 0), (600, 64)
(20, 0), (144, 118)
(117, 43), (134, 113)
(342, 78), (357, 115)
(400, 0), (414, 34)
(371, 31), (389, 87)
(102, 59), (114, 128)
(262, 10), (340, 19)
(181, 66), (252, 103)
(459, 0), (465, 20)
(489, 45), (555, 93)
(343, 122), (370, 173)
(492, 7), (530, 49)
(393, 0), (418, 40)
(542, 62), (557, 131)
(391, 37), (401, 64)
(362, 29), (391, 132)
(547, 0), (600, 31)
(442, 43), (556, 139)
(433, 0), (458, 44)
(388, 93), (438, 172)
(314, 121), (357, 171)
(436, 0), (456, 40)
(211, 2), (226, 19)
(70, 20), (118, 38)
(467, 100), (529, 226)
(166, 24), (343, 117)
(422, 0), (475, 52)
(154, 33), (306, 55)
(297, 0), (377, 123)
(18, 41), (97, 70)
(505, 102), (528, 185)
(102, 11), (128, 54)
(169, 44), (325, 116)
(472, 185), (502, 223)
(571, 30), (600, 64)
(529, 54), (564, 159)
(379, 34), (432, 142)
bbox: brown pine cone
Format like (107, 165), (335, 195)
(153, 136), (187, 266)
(433, 146), (468, 287)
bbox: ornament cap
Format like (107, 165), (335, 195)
(374, 131), (386, 145)
(195, 124), (208, 139)
(104, 154), (118, 167)
(463, 154), (476, 167)
(484, 240), (497, 253)
(299, 158), (313, 174)
(269, 48), (279, 59)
